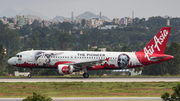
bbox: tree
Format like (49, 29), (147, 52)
(165, 41), (180, 75)
(172, 83), (180, 99)
(81, 19), (86, 27)
(57, 32), (72, 50)
(0, 24), (20, 55)
(161, 92), (170, 101)
(122, 45), (129, 52)
(23, 92), (52, 101)
(58, 22), (73, 31)
(161, 83), (180, 101)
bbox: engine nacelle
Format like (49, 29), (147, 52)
(57, 65), (74, 74)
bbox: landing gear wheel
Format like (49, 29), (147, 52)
(28, 74), (31, 78)
(83, 73), (89, 78)
(28, 68), (32, 78)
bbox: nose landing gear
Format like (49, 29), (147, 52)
(28, 68), (32, 78)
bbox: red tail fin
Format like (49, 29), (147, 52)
(139, 27), (171, 56)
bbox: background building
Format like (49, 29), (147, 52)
(15, 15), (27, 27)
(91, 18), (103, 27)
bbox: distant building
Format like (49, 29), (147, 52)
(14, 71), (30, 77)
(78, 18), (82, 26)
(167, 19), (170, 26)
(112, 68), (142, 76)
(0, 19), (8, 24)
(99, 48), (106, 52)
(85, 19), (91, 27)
(15, 15), (27, 27)
(8, 23), (16, 30)
(98, 25), (118, 30)
(71, 12), (74, 23)
(114, 17), (120, 24)
(80, 30), (83, 34)
(43, 20), (51, 27)
(119, 17), (132, 26)
(63, 18), (71, 23)
(91, 18), (103, 27)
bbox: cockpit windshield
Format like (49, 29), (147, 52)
(14, 55), (22, 57)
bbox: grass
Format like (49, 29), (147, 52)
(0, 82), (177, 98)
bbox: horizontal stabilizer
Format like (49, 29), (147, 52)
(150, 56), (169, 61)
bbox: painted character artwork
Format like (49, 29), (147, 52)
(35, 52), (63, 67)
(118, 54), (130, 69)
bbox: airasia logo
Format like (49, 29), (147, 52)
(144, 30), (169, 61)
(61, 66), (71, 74)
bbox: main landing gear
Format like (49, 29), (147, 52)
(82, 67), (89, 78)
(28, 68), (32, 78)
(83, 73), (89, 78)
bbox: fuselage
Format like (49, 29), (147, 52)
(8, 50), (173, 70)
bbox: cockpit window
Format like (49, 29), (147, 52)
(15, 55), (22, 57)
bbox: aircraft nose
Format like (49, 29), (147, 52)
(8, 58), (13, 65)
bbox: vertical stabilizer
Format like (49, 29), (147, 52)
(139, 27), (171, 54)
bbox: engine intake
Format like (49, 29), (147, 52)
(57, 65), (74, 74)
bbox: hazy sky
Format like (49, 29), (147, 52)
(0, 0), (180, 19)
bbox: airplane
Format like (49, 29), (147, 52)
(8, 27), (173, 78)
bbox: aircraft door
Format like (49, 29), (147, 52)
(28, 52), (33, 62)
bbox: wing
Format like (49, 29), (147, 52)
(66, 58), (110, 68)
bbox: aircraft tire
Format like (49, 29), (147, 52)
(83, 73), (89, 78)
(28, 74), (31, 78)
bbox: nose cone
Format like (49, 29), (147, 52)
(8, 58), (13, 65)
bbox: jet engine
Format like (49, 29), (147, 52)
(57, 65), (74, 74)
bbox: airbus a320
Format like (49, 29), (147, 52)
(8, 27), (173, 78)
